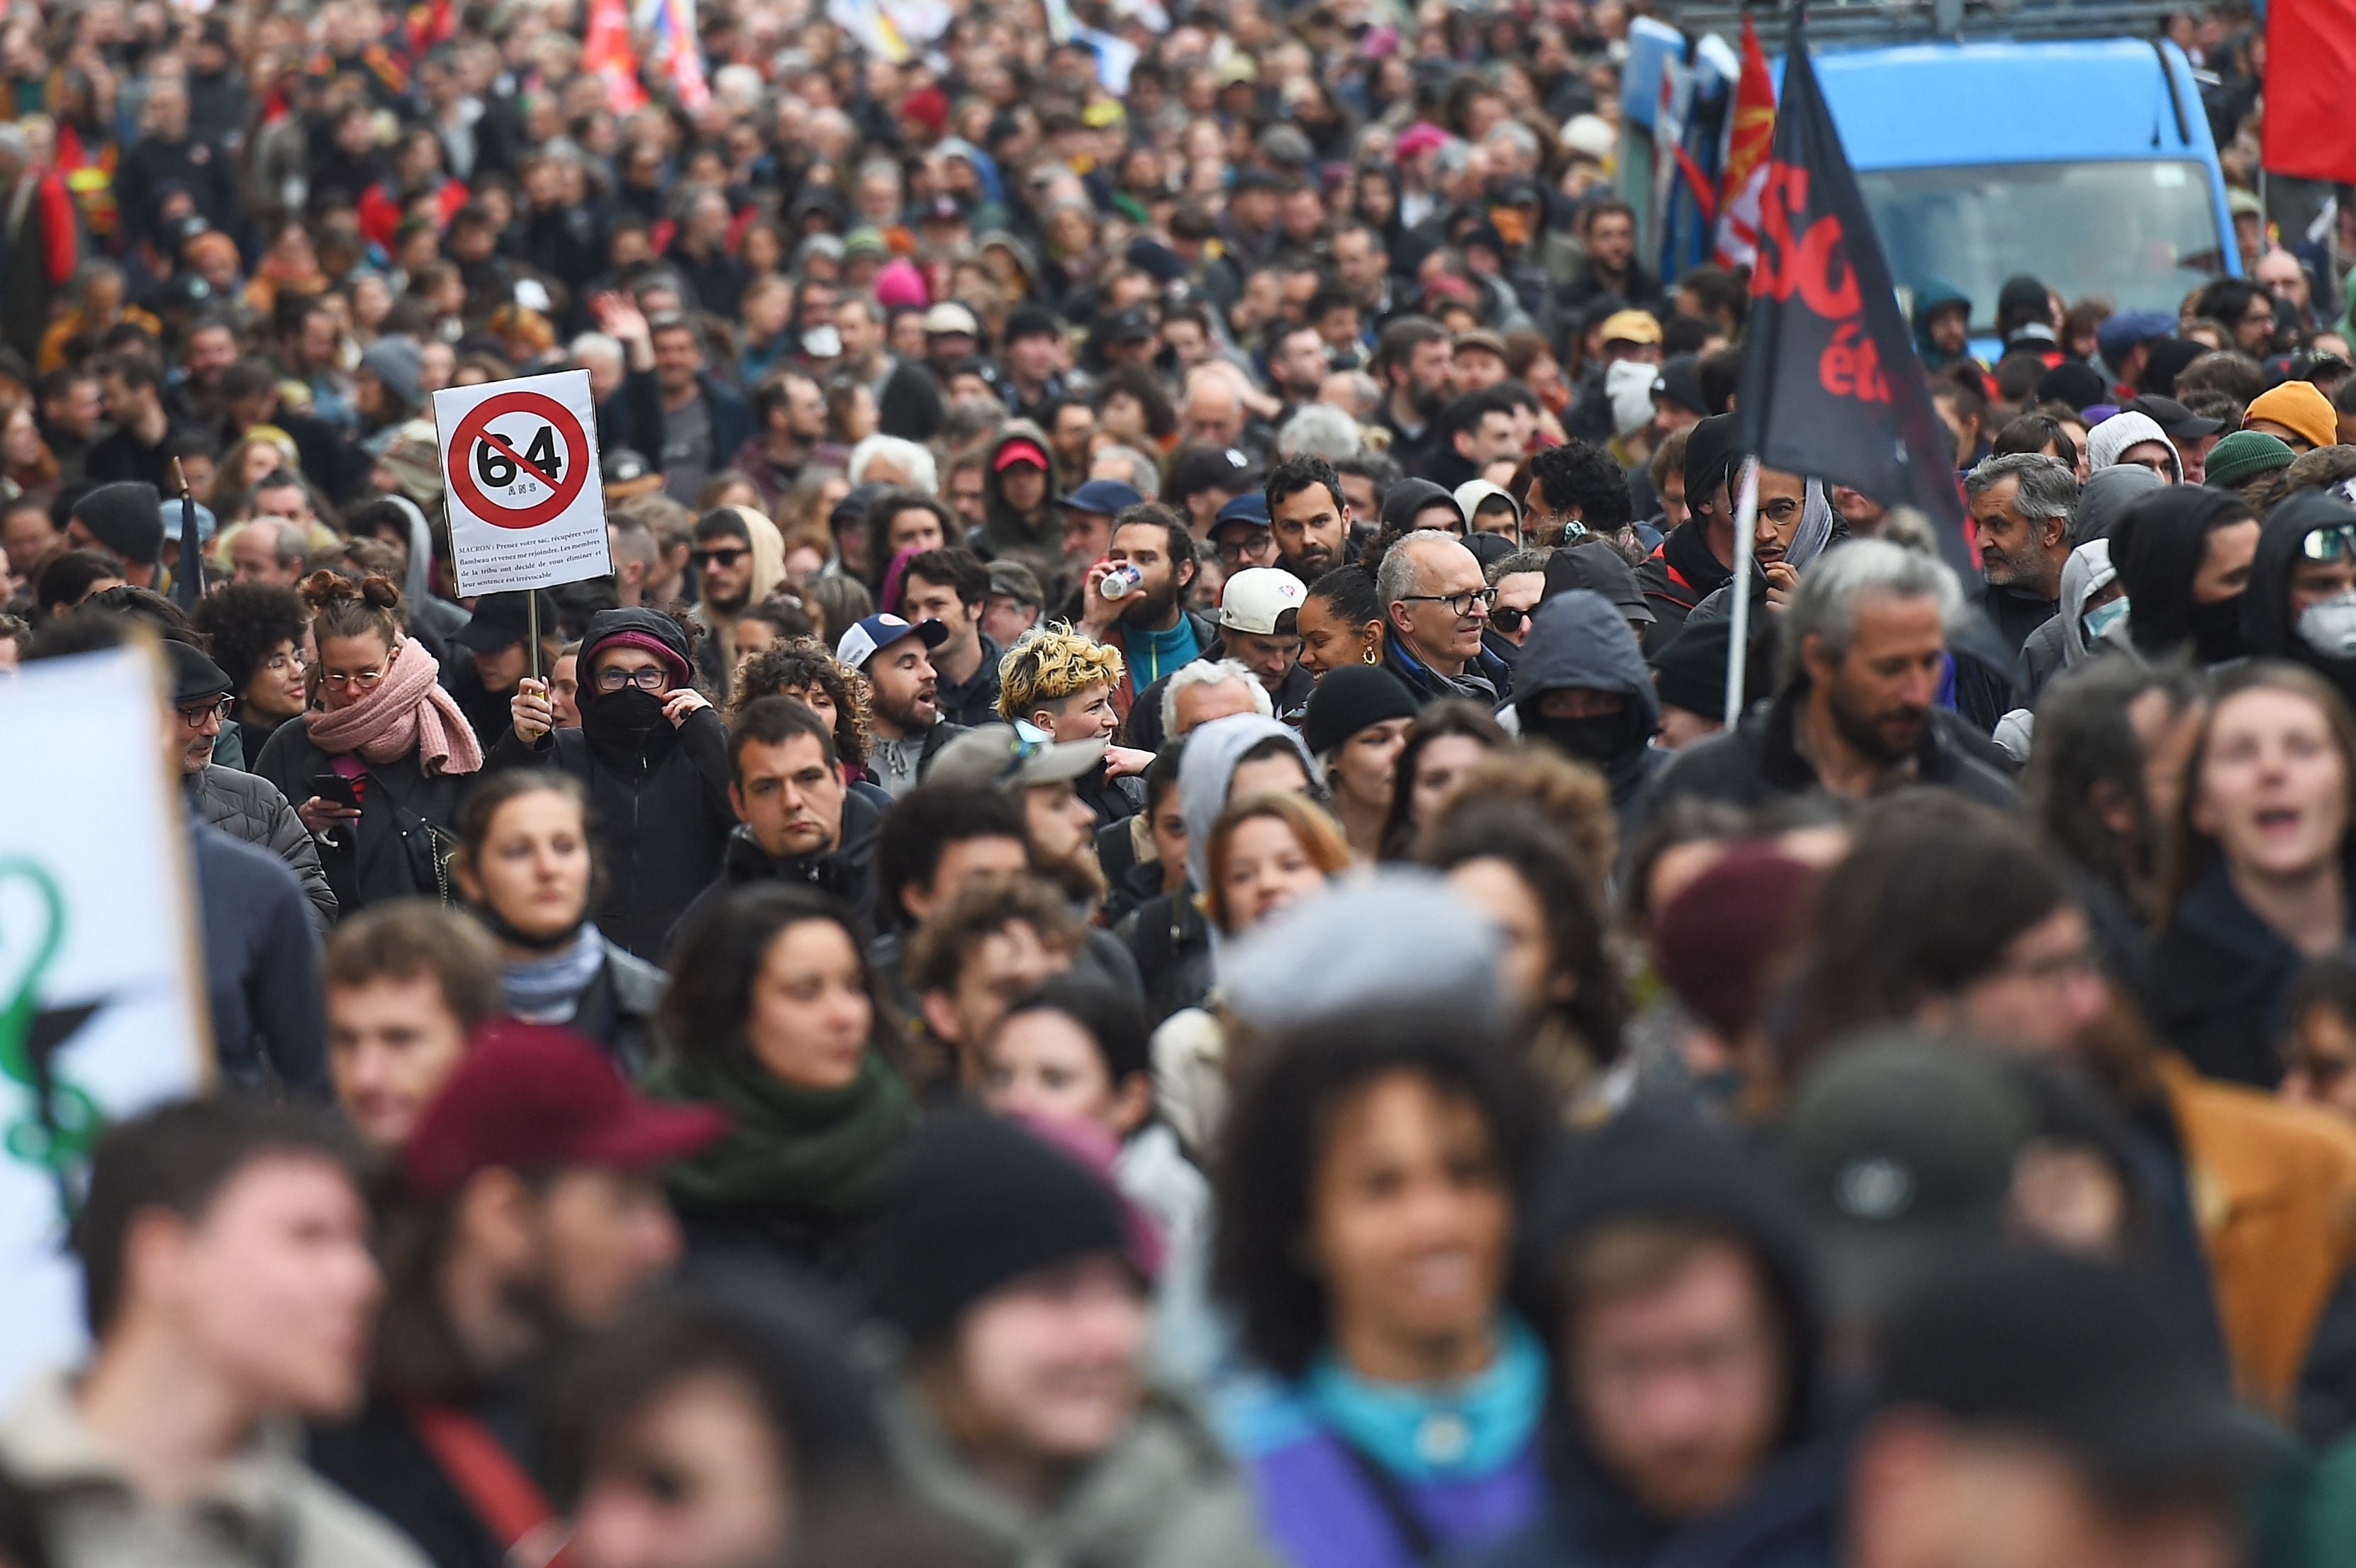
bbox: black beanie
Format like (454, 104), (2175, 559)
(869, 1113), (1132, 1345)
(1682, 414), (1742, 513)
(1649, 615), (1734, 717)
(74, 481), (164, 567)
(1302, 664), (1419, 758)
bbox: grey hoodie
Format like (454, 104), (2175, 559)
(381, 494), (471, 645)
(1512, 589), (1666, 810)
(1176, 713), (1318, 894)
(2071, 464), (2166, 547)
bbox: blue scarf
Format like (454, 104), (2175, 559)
(503, 924), (608, 1023)
(1302, 1317), (1548, 1483)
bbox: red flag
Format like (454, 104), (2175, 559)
(1733, 16), (1976, 580)
(584, 0), (648, 113)
(2265, 0), (2356, 183)
(1714, 16), (1776, 267)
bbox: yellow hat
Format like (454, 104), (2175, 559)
(2246, 380), (2338, 451)
(1600, 309), (1663, 346)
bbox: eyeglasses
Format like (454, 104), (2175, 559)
(1491, 605), (1529, 634)
(262, 650), (308, 675)
(318, 663), (389, 691)
(177, 697), (233, 727)
(595, 667), (670, 693)
(695, 547), (748, 569)
(2303, 525), (2356, 564)
(1398, 587), (1496, 618)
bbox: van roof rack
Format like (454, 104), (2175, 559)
(1658, 0), (2187, 50)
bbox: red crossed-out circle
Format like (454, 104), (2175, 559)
(448, 390), (591, 530)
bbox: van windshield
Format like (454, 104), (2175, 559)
(1855, 159), (2229, 333)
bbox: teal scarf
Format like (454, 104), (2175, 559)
(644, 1048), (917, 1218)
(1302, 1317), (1548, 1483)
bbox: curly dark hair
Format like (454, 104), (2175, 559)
(1526, 439), (1633, 539)
(1212, 1017), (1548, 1379)
(1416, 800), (1626, 1072)
(733, 636), (872, 768)
(189, 581), (308, 696)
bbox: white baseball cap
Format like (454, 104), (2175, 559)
(1219, 567), (1309, 635)
(834, 612), (949, 671)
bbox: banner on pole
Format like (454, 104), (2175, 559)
(432, 369), (614, 597)
(1731, 17), (1977, 582)
(0, 645), (211, 1411)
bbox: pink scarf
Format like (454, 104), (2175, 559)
(304, 637), (484, 778)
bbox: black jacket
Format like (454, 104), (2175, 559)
(598, 371), (754, 478)
(669, 790), (883, 952)
(1635, 522), (1733, 656)
(2248, 490), (2356, 712)
(2149, 862), (2339, 1089)
(933, 632), (1006, 730)
(1631, 683), (2018, 838)
(190, 818), (326, 1093)
(488, 712), (734, 961)
(186, 764), (337, 936)
(1119, 887), (1212, 1026)
(251, 722), (471, 918)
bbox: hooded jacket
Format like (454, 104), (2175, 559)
(2073, 464), (2166, 544)
(973, 420), (1067, 587)
(691, 505), (788, 696)
(2011, 538), (2122, 712)
(486, 609), (736, 959)
(1177, 713), (1319, 895)
(379, 494), (471, 646)
(668, 787), (882, 951)
(1512, 590), (1666, 816)
(2246, 489), (2356, 710)
(1471, 1104), (1841, 1568)
(1910, 278), (1972, 372)
(2108, 486), (2251, 663)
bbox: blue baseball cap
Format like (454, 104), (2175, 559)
(1212, 493), (1271, 530)
(2094, 309), (2177, 367)
(1060, 478), (1143, 517)
(835, 612), (949, 671)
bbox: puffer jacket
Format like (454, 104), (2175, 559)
(186, 764), (337, 935)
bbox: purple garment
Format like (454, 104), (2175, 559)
(1236, 1421), (1546, 1568)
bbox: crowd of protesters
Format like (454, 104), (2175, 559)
(7, 1), (2356, 1568)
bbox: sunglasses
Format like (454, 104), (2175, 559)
(1492, 605), (1529, 634)
(694, 547), (748, 568)
(2302, 525), (2356, 564)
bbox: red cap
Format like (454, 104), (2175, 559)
(991, 439), (1050, 474)
(402, 1021), (729, 1199)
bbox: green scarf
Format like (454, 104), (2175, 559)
(644, 1048), (917, 1218)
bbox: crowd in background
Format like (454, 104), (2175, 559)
(5, 0), (2356, 1567)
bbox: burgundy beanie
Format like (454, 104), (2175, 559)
(1651, 846), (1818, 1039)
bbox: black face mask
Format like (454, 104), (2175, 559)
(1522, 707), (1632, 766)
(2189, 593), (2248, 665)
(581, 685), (676, 773)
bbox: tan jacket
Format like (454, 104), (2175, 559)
(0, 1370), (431, 1568)
(2160, 1056), (2356, 1413)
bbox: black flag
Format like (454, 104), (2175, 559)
(1732, 16), (1978, 581)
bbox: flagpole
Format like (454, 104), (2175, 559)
(1725, 460), (1758, 727)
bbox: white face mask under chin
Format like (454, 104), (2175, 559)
(2298, 590), (2356, 659)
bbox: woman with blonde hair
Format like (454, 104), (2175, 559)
(998, 624), (1153, 824)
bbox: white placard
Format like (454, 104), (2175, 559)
(432, 369), (613, 596)
(0, 646), (210, 1410)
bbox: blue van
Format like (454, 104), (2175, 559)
(1811, 38), (2238, 336)
(1626, 23), (2239, 337)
